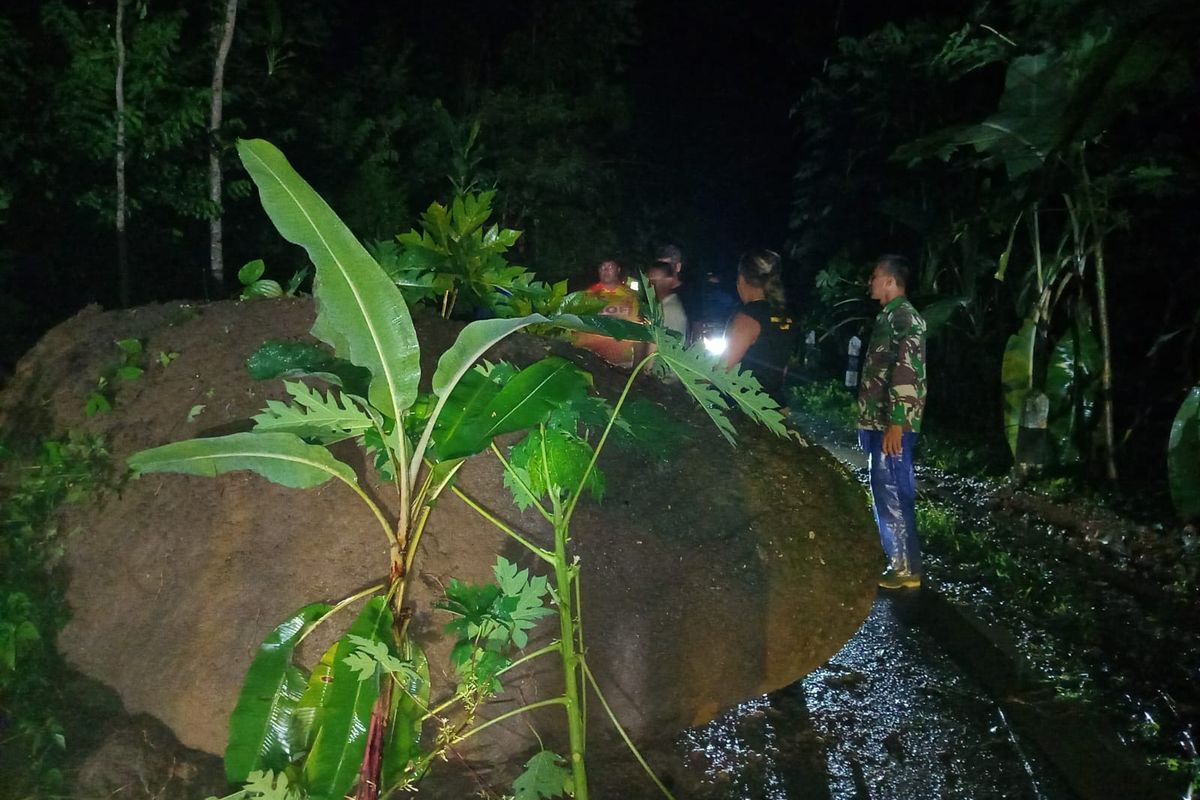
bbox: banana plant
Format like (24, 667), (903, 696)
(129, 139), (789, 800)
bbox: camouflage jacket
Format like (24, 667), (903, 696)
(857, 296), (927, 432)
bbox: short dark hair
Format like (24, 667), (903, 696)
(876, 254), (912, 290)
(655, 243), (683, 265)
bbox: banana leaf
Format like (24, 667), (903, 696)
(381, 639), (431, 790)
(918, 296), (969, 337)
(433, 357), (591, 460)
(225, 603), (332, 782)
(1045, 313), (1101, 465)
(128, 432), (357, 490)
(237, 139), (420, 424)
(289, 641), (338, 757)
(303, 597), (393, 800)
(425, 368), (501, 462)
(1001, 316), (1038, 458)
(246, 340), (372, 398)
(1169, 385), (1200, 519)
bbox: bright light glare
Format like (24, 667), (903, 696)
(703, 335), (727, 355)
(628, 280), (640, 291)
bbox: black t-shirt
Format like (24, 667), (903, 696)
(733, 300), (796, 401)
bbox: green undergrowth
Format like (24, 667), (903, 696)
(786, 379), (858, 432)
(916, 498), (1199, 793)
(0, 432), (117, 797)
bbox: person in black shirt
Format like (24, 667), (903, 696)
(723, 249), (795, 403)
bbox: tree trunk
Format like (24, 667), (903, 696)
(1093, 237), (1119, 482)
(208, 0), (240, 294)
(115, 0), (129, 307)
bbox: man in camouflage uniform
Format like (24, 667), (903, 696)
(858, 255), (927, 589)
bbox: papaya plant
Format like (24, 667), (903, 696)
(129, 138), (789, 800)
(376, 190), (560, 320)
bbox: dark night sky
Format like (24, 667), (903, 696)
(620, 0), (970, 276)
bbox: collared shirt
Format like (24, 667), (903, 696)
(857, 296), (927, 432)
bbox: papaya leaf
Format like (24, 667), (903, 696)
(225, 603), (332, 782)
(651, 331), (788, 445)
(252, 382), (374, 443)
(381, 639), (430, 791)
(1169, 386), (1200, 519)
(246, 341), (373, 398)
(493, 556), (553, 649)
(1001, 316), (1038, 458)
(512, 750), (573, 800)
(237, 139), (420, 424)
(303, 597), (393, 800)
(342, 634), (420, 685)
(504, 428), (604, 508)
(232, 769), (299, 800)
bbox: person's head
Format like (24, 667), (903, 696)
(736, 249), (786, 307)
(655, 243), (684, 276)
(646, 262), (679, 300)
(868, 254), (911, 305)
(596, 259), (623, 287)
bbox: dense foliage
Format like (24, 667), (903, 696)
(789, 0), (1200, 495)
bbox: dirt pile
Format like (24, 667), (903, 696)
(0, 298), (880, 793)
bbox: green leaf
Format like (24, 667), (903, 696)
(239, 259), (267, 285)
(116, 365), (144, 381)
(426, 369), (501, 462)
(381, 638), (430, 791)
(918, 296), (969, 336)
(1001, 316), (1038, 459)
(237, 139), (420, 424)
(242, 280), (285, 300)
(512, 750), (573, 799)
(246, 340), (373, 398)
(239, 770), (299, 800)
(252, 382), (374, 443)
(434, 358), (590, 460)
(652, 332), (788, 445)
(187, 404), (206, 423)
(85, 392), (111, 416)
(1045, 312), (1101, 465)
(492, 557), (553, 649)
(289, 642), (338, 757)
(128, 432), (357, 490)
(342, 634), (419, 684)
(1169, 386), (1200, 519)
(226, 603), (332, 782)
(116, 338), (143, 357)
(504, 428), (604, 508)
(304, 597), (393, 800)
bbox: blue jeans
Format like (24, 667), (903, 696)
(859, 428), (921, 576)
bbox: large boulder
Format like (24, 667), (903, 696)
(0, 298), (879, 794)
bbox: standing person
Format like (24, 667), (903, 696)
(575, 258), (640, 368)
(656, 243), (701, 342)
(645, 261), (688, 336)
(858, 255), (927, 590)
(722, 249), (795, 404)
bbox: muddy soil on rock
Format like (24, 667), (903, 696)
(0, 299), (881, 797)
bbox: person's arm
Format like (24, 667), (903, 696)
(883, 310), (926, 455)
(723, 312), (761, 369)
